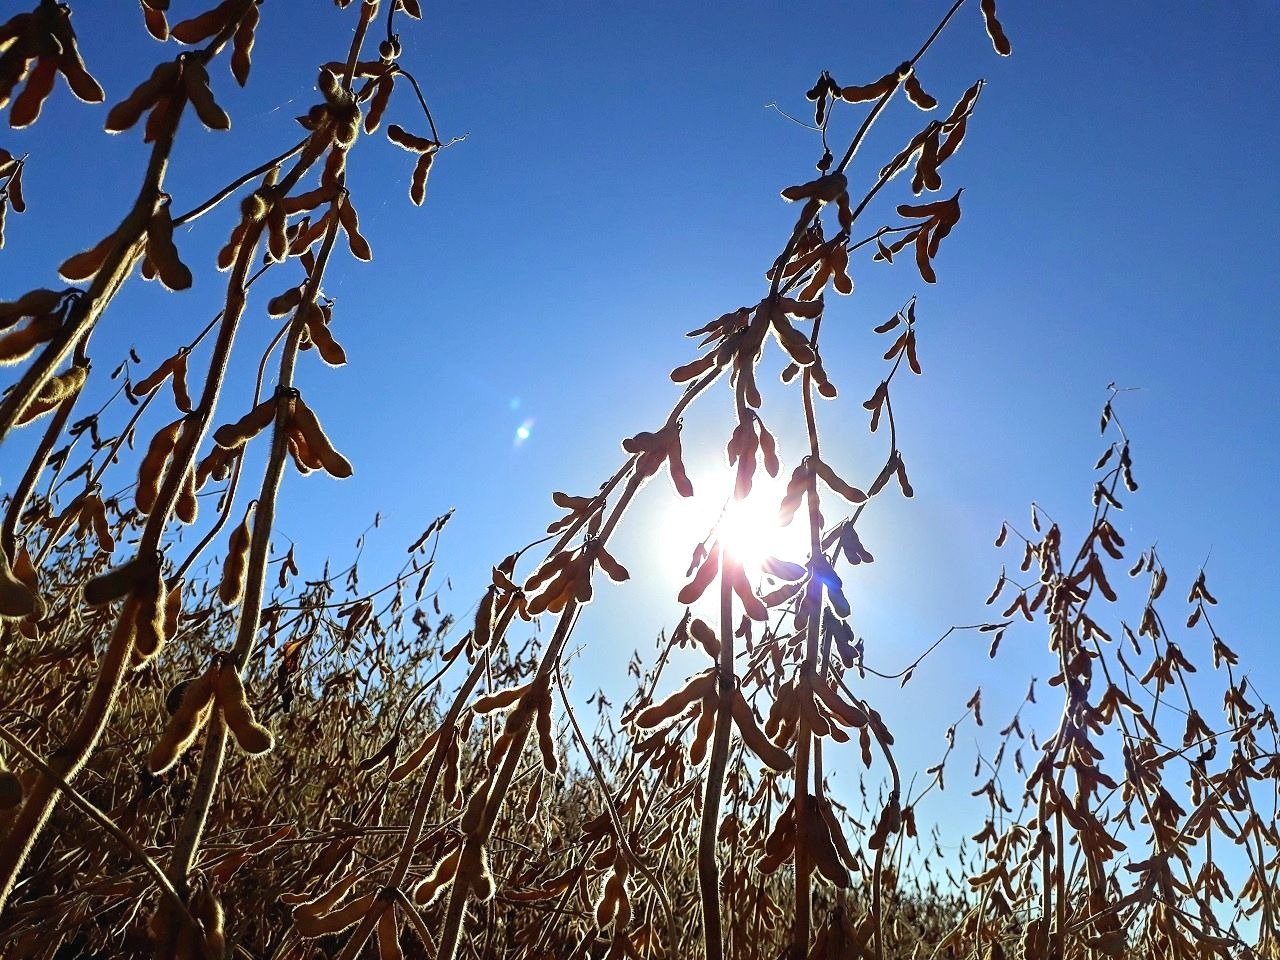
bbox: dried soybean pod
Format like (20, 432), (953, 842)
(595, 545), (630, 582)
(472, 682), (529, 715)
(414, 847), (461, 905)
(104, 61), (176, 133)
(732, 690), (794, 771)
(145, 201), (193, 290)
(364, 74), (393, 134)
(813, 459), (867, 505)
(84, 553), (157, 607)
(458, 843), (494, 901)
(410, 153), (433, 206)
(132, 354), (177, 397)
(0, 550), (37, 619)
(16, 364), (87, 424)
(213, 398), (275, 449)
(0, 314), (62, 366)
(230, 1), (258, 85)
(803, 801), (850, 887)
(266, 286), (303, 317)
(690, 617), (720, 658)
(305, 304), (347, 366)
(132, 562), (168, 660)
(677, 541), (720, 605)
(687, 693), (717, 766)
(148, 665), (216, 773)
(0, 289), (62, 328)
(289, 868), (362, 919)
(376, 904), (403, 960)
(536, 687), (557, 775)
(182, 58), (231, 130)
(336, 196), (372, 261)
(904, 73), (937, 110)
(174, 464), (198, 524)
(136, 418), (183, 514)
(296, 892), (377, 938)
(266, 199), (288, 262)
(839, 72), (896, 103)
(58, 231), (118, 282)
(290, 398), (353, 477)
(981, 0), (1013, 56)
(634, 670), (715, 728)
(388, 727), (441, 782)
(216, 664), (274, 756)
(218, 502), (255, 606)
(190, 887), (225, 959)
(811, 673), (867, 728)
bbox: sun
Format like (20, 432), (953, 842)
(660, 465), (810, 586)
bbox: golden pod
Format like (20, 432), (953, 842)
(216, 664), (274, 756)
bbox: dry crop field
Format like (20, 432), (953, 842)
(0, 1), (1276, 959)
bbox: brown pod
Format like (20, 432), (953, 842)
(732, 690), (794, 772)
(58, 231), (119, 282)
(191, 886), (225, 959)
(168, 457), (197, 522)
(376, 904), (403, 960)
(0, 314), (62, 366)
(388, 727), (441, 782)
(814, 459), (867, 505)
(84, 553), (158, 607)
(295, 892), (376, 939)
(387, 123), (437, 153)
(132, 563), (168, 660)
(290, 398), (353, 478)
(148, 665), (216, 773)
(104, 61), (177, 134)
(0, 550), (38, 620)
(839, 72), (896, 103)
(364, 75), (394, 134)
(145, 202), (193, 290)
(472, 682), (530, 715)
(218, 502), (255, 606)
(183, 59), (231, 131)
(16, 364), (87, 424)
(535, 688), (557, 775)
(802, 801), (850, 887)
(212, 399), (275, 449)
(337, 197), (373, 261)
(634, 671), (715, 729)
(305, 304), (347, 367)
(216, 665), (274, 755)
(135, 418), (184, 515)
(230, 2), (259, 85)
(811, 674), (867, 728)
(677, 541), (720, 605)
(413, 847), (461, 905)
(687, 692), (717, 766)
(410, 153), (434, 206)
(266, 286), (303, 318)
(904, 73), (938, 110)
(0, 289), (62, 329)
(981, 0), (1013, 56)
(170, 3), (230, 44)
(690, 617), (720, 658)
(594, 545), (630, 583)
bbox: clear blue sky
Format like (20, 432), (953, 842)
(4, 2), (1278, 836)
